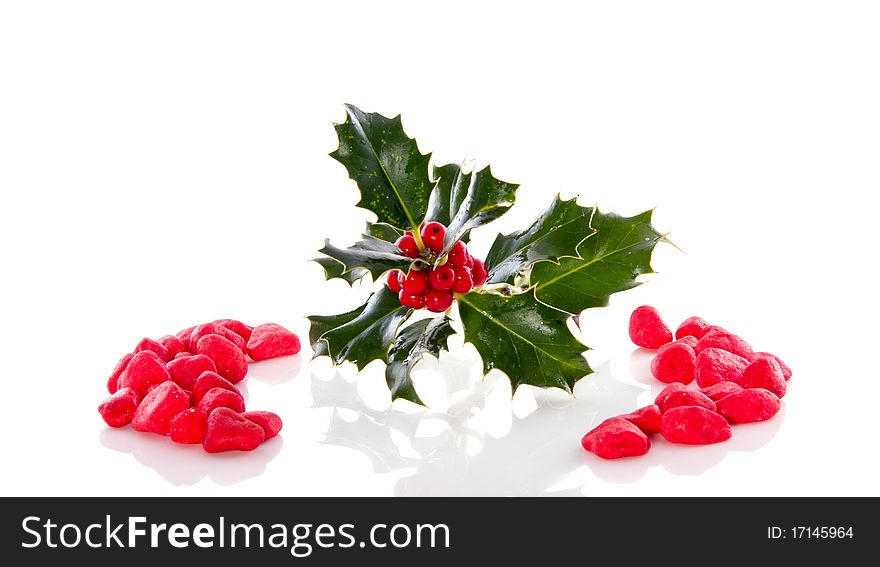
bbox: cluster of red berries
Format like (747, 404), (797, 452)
(387, 221), (488, 312)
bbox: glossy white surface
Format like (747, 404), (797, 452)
(1, 1), (878, 496)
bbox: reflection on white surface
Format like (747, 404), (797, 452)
(306, 347), (786, 496)
(99, 428), (283, 486)
(95, 345), (784, 494)
(247, 355), (302, 385)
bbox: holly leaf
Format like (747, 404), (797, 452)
(307, 286), (411, 369)
(307, 299), (364, 358)
(314, 256), (369, 286)
(385, 317), (455, 405)
(365, 222), (404, 243)
(330, 104), (432, 231)
(317, 235), (415, 281)
(457, 290), (592, 394)
(484, 195), (595, 284)
(426, 164), (518, 255)
(424, 163), (466, 231)
(529, 209), (664, 315)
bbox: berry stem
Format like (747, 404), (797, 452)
(411, 224), (425, 249)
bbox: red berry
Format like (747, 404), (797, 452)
(464, 253), (475, 268)
(387, 269), (403, 292)
(132, 381), (190, 436)
(655, 383), (717, 413)
(650, 342), (696, 384)
(471, 258), (488, 287)
(581, 417), (650, 459)
(716, 388), (781, 423)
(166, 354), (217, 390)
(191, 371), (237, 404)
(117, 351), (170, 396)
(629, 306), (673, 349)
(701, 381), (744, 402)
(452, 266), (473, 293)
(197, 387), (246, 415)
(246, 323), (301, 361)
(660, 406), (732, 445)
(203, 408), (265, 453)
(98, 387), (142, 428)
(618, 404), (662, 434)
(695, 348), (749, 388)
(242, 411), (283, 439)
(420, 221), (446, 253)
(196, 334), (248, 384)
(695, 330), (753, 360)
(401, 269), (429, 294)
(740, 357), (787, 398)
(428, 265), (456, 291)
(749, 352), (792, 380)
(106, 353), (133, 394)
(446, 241), (469, 267)
(169, 408), (208, 444)
(395, 235), (421, 258)
(213, 319), (254, 342)
(134, 338), (170, 363)
(675, 316), (711, 340)
(425, 288), (454, 312)
(676, 336), (699, 349)
(398, 291), (426, 309)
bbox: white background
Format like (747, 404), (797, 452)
(1, 1), (878, 496)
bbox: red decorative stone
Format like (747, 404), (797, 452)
(131, 381), (190, 435)
(660, 406), (732, 445)
(695, 348), (750, 388)
(700, 381), (744, 402)
(246, 323), (301, 361)
(242, 411), (283, 439)
(675, 316), (711, 340)
(581, 417), (651, 459)
(716, 388), (781, 423)
(655, 383), (716, 413)
(169, 408), (208, 444)
(650, 342), (697, 384)
(98, 387), (142, 428)
(166, 354), (217, 391)
(629, 306), (673, 349)
(203, 408), (266, 453)
(619, 404), (662, 434)
(196, 334), (248, 383)
(740, 357), (787, 398)
(117, 351), (170, 396)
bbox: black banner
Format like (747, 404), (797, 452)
(1, 497), (875, 563)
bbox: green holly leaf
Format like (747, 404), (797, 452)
(484, 195), (595, 284)
(308, 299), (364, 358)
(317, 235), (416, 281)
(365, 222), (404, 243)
(424, 163), (466, 231)
(529, 209), (664, 315)
(435, 165), (519, 256)
(307, 286), (411, 369)
(330, 104), (432, 231)
(385, 317), (455, 405)
(457, 290), (592, 394)
(314, 256), (369, 286)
